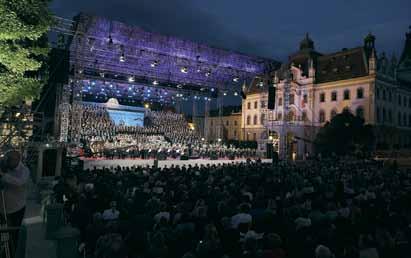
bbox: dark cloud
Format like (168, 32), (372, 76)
(51, 0), (411, 61)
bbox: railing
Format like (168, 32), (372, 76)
(0, 226), (27, 258)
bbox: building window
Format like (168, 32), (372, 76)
(331, 91), (337, 101)
(399, 95), (402, 106)
(210, 121), (213, 126)
(303, 94), (308, 103)
(343, 107), (351, 113)
(357, 88), (364, 99)
(246, 115), (251, 125)
(254, 101), (258, 109)
(388, 109), (392, 123)
(356, 106), (364, 119)
(302, 111), (307, 121)
(320, 93), (325, 102)
(261, 101), (266, 108)
(289, 94), (295, 105)
(409, 98), (411, 108)
(404, 96), (407, 107)
(260, 114), (266, 125)
(403, 113), (407, 126)
(376, 88), (380, 99)
(409, 114), (411, 127)
(287, 110), (295, 121)
(278, 98), (283, 106)
(253, 115), (258, 125)
(226, 120), (229, 126)
(319, 110), (325, 123)
(253, 133), (256, 140)
(247, 102), (251, 110)
(343, 89), (350, 100)
(277, 112), (282, 120)
(331, 109), (337, 119)
(382, 108), (386, 123)
(398, 112), (402, 126)
(234, 130), (237, 137)
(382, 90), (386, 101)
(234, 121), (238, 126)
(388, 91), (392, 102)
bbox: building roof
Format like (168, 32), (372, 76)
(315, 47), (368, 83)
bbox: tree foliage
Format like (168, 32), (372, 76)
(314, 110), (375, 157)
(0, 0), (53, 107)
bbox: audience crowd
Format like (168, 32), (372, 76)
(53, 158), (411, 258)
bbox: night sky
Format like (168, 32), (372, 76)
(51, 0), (411, 61)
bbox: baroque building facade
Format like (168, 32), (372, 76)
(242, 28), (411, 159)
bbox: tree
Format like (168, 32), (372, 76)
(0, 0), (53, 107)
(314, 109), (375, 157)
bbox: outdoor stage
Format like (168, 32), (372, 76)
(82, 158), (272, 170)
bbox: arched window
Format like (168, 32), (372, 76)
(403, 113), (407, 126)
(357, 88), (364, 99)
(356, 106), (364, 119)
(398, 112), (402, 126)
(343, 89), (350, 100)
(320, 92), (325, 102)
(382, 90), (386, 101)
(260, 113), (266, 125)
(331, 91), (337, 101)
(289, 94), (295, 105)
(388, 109), (392, 123)
(287, 110), (296, 121)
(376, 88), (380, 99)
(330, 109), (337, 119)
(246, 115), (251, 125)
(254, 101), (258, 109)
(382, 108), (386, 123)
(319, 110), (325, 123)
(247, 102), (251, 109)
(302, 111), (307, 121)
(277, 112), (282, 120)
(253, 115), (258, 125)
(388, 91), (392, 102)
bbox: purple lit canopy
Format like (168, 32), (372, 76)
(69, 13), (278, 103)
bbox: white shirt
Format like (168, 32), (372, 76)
(102, 208), (120, 220)
(0, 162), (30, 214)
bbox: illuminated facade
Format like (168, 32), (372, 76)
(242, 29), (411, 159)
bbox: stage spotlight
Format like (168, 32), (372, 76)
(201, 138), (205, 141)
(91, 81), (96, 86)
(234, 91), (239, 96)
(15, 112), (21, 118)
(109, 84), (113, 88)
(153, 80), (159, 85)
(100, 72), (105, 78)
(217, 138), (222, 142)
(211, 88), (215, 92)
(144, 103), (150, 109)
(259, 81), (264, 87)
(223, 92), (227, 96)
(128, 76), (135, 82)
(205, 71), (211, 77)
(177, 84), (182, 89)
(180, 67), (188, 73)
(151, 60), (159, 67)
(120, 53), (125, 62)
(233, 77), (239, 82)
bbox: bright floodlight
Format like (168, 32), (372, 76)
(128, 76), (135, 82)
(119, 54), (125, 62)
(144, 103), (149, 108)
(234, 91), (238, 96)
(233, 77), (239, 82)
(180, 67), (188, 73)
(153, 80), (159, 85)
(217, 138), (222, 142)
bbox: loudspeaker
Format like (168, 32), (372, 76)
(268, 86), (276, 110)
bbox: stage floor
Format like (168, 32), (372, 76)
(82, 158), (272, 170)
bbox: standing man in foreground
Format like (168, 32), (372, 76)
(0, 150), (30, 249)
